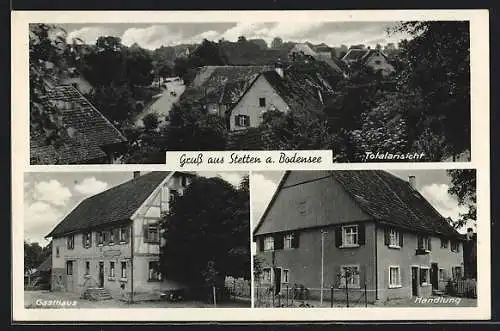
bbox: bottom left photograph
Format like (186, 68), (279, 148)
(23, 171), (251, 308)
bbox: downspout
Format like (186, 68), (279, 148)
(130, 220), (134, 303)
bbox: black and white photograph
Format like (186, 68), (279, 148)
(29, 20), (471, 164)
(251, 169), (477, 307)
(23, 171), (251, 308)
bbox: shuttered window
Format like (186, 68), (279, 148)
(235, 115), (250, 127)
(144, 224), (160, 244)
(384, 227), (403, 248)
(120, 226), (129, 243)
(264, 236), (274, 251)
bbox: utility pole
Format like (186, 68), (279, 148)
(320, 229), (327, 305)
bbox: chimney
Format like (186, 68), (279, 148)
(408, 175), (416, 189)
(275, 59), (284, 79)
(133, 171), (141, 179)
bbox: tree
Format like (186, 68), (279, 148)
(271, 37), (284, 49)
(160, 176), (250, 298)
(446, 169), (477, 228)
(29, 24), (87, 155)
(394, 21), (471, 160)
(124, 45), (154, 87)
(142, 113), (159, 131)
(88, 83), (136, 124)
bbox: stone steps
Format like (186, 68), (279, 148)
(82, 287), (113, 301)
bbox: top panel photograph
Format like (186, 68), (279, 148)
(29, 20), (471, 164)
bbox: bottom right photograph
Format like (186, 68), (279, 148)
(251, 169), (477, 308)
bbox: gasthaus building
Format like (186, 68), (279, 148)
(253, 170), (465, 303)
(45, 171), (195, 301)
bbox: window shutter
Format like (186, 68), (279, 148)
(143, 225), (149, 243)
(417, 236), (423, 249)
(384, 227), (390, 246)
(114, 228), (120, 243)
(274, 233), (284, 250)
(244, 115), (250, 127)
(124, 227), (129, 243)
(234, 115), (239, 126)
(82, 234), (86, 247)
(358, 224), (365, 245)
(103, 231), (109, 245)
(335, 265), (342, 287)
(259, 237), (264, 252)
(428, 238), (432, 251)
(399, 231), (404, 247)
(335, 226), (342, 247)
(291, 232), (300, 248)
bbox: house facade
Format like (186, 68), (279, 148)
(253, 171), (464, 303)
(47, 171), (194, 301)
(341, 48), (395, 77)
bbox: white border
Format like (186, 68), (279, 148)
(12, 9), (490, 321)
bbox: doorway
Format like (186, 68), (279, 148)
(98, 262), (105, 288)
(430, 263), (439, 290)
(273, 267), (281, 295)
(411, 267), (419, 296)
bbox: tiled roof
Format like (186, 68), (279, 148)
(261, 67), (334, 114)
(254, 170), (460, 238)
(30, 85), (127, 165)
(341, 48), (368, 62)
(36, 255), (52, 272)
(46, 172), (171, 238)
(332, 171), (458, 236)
(182, 65), (272, 105)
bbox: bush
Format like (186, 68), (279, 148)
(142, 113), (160, 131)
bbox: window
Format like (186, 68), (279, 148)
(339, 265), (360, 288)
(120, 226), (129, 243)
(144, 224), (160, 244)
(259, 97), (266, 107)
(148, 261), (161, 281)
(85, 261), (90, 275)
(236, 115), (250, 127)
(97, 231), (104, 245)
(56, 246), (60, 258)
(121, 262), (127, 279)
(264, 236), (274, 251)
(451, 241), (460, 252)
(109, 262), (115, 278)
(284, 234), (294, 249)
(389, 229), (400, 247)
(82, 232), (92, 248)
(417, 236), (431, 251)
(67, 235), (74, 250)
(109, 229), (116, 245)
(262, 268), (272, 283)
(420, 267), (429, 285)
(342, 225), (359, 247)
(389, 266), (401, 288)
(439, 268), (445, 282)
(282, 269), (289, 283)
(441, 238), (449, 248)
(66, 261), (73, 275)
(452, 266), (462, 280)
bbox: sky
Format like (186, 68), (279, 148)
(60, 22), (411, 50)
(250, 170), (476, 234)
(23, 171), (247, 247)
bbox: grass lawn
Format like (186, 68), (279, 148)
(25, 290), (250, 309)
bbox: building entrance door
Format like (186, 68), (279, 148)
(274, 268), (281, 295)
(431, 263), (439, 290)
(98, 262), (105, 288)
(411, 267), (419, 296)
